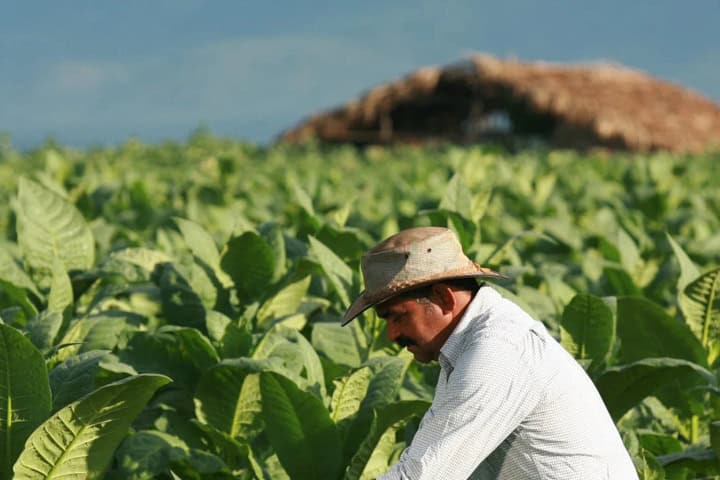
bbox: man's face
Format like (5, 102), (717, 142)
(374, 295), (451, 363)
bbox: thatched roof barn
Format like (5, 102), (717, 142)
(279, 54), (720, 153)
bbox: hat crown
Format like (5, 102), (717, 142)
(343, 227), (501, 325)
(361, 227), (471, 292)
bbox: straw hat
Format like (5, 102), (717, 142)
(342, 227), (504, 325)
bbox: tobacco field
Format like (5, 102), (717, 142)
(1, 132), (719, 479)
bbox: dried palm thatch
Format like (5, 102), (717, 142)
(279, 54), (720, 153)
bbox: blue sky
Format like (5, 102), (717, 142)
(1, 1), (718, 148)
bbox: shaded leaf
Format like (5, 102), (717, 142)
(26, 310), (63, 352)
(194, 361), (265, 442)
(205, 310), (253, 359)
(0, 324), (52, 480)
(120, 327), (219, 391)
(259, 372), (341, 480)
(560, 293), (614, 370)
(595, 357), (715, 421)
(221, 232), (277, 302)
(49, 350), (109, 412)
(156, 263), (206, 330)
(617, 297), (706, 367)
(114, 430), (190, 480)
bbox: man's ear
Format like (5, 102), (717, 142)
(431, 282), (456, 314)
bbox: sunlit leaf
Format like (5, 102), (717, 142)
(16, 177), (95, 275)
(13, 374), (170, 479)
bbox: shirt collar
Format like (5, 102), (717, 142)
(438, 285), (495, 370)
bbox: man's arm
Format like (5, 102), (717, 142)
(378, 335), (543, 479)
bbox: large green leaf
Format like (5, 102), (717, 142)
(345, 400), (430, 480)
(259, 372), (342, 480)
(47, 257), (73, 313)
(711, 421), (720, 461)
(616, 297), (707, 367)
(560, 293), (614, 370)
(175, 217), (233, 289)
(595, 357), (715, 421)
(658, 448), (718, 477)
(308, 236), (354, 306)
(119, 327), (219, 391)
(156, 262), (207, 330)
(221, 232), (278, 302)
(55, 311), (135, 363)
(0, 324), (52, 480)
(256, 276), (311, 328)
(684, 267), (720, 364)
(343, 356), (410, 464)
(194, 359), (270, 442)
(109, 248), (173, 272)
(330, 367), (372, 425)
(0, 279), (38, 319)
(13, 374), (170, 480)
(312, 322), (365, 368)
(667, 233), (700, 328)
(191, 421), (256, 474)
(174, 217), (221, 270)
(114, 430), (187, 480)
(357, 356), (410, 414)
(438, 173), (473, 221)
(258, 222), (287, 281)
(315, 225), (370, 262)
(254, 327), (327, 401)
(0, 249), (40, 315)
(113, 430), (196, 480)
(205, 310), (253, 359)
(16, 177), (95, 275)
(26, 310), (63, 352)
(666, 233), (700, 292)
(0, 249), (40, 299)
(49, 350), (109, 412)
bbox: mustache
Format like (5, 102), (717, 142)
(395, 336), (416, 348)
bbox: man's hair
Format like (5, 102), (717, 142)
(397, 278), (482, 304)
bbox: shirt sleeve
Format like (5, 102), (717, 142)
(378, 333), (544, 480)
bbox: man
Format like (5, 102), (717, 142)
(342, 227), (638, 479)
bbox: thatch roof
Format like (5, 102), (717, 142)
(279, 54), (720, 153)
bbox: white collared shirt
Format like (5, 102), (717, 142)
(378, 286), (638, 479)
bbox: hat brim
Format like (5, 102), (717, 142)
(341, 267), (506, 326)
